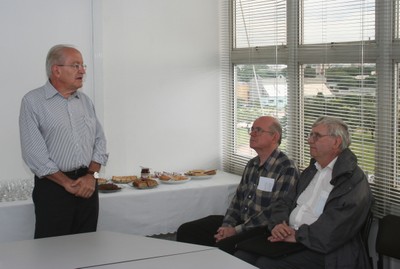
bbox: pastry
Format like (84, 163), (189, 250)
(186, 169), (216, 176)
(112, 175), (137, 183)
(145, 179), (158, 187)
(132, 178), (158, 189)
(98, 183), (120, 190)
(159, 175), (171, 181)
(132, 180), (148, 189)
(204, 170), (217, 175)
(171, 175), (189, 181)
(97, 178), (108, 184)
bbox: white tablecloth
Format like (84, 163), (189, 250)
(0, 171), (240, 243)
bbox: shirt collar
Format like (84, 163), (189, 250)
(315, 156), (338, 171)
(251, 148), (280, 168)
(44, 80), (79, 100)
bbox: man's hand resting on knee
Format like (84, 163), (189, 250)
(214, 226), (236, 242)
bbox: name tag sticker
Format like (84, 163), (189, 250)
(257, 176), (275, 192)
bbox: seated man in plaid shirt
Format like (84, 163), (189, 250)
(176, 116), (299, 254)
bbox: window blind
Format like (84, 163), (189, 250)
(221, 0), (400, 217)
(221, 0), (287, 175)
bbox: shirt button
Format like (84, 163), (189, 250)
(248, 195), (252, 199)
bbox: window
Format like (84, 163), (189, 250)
(234, 0), (286, 48)
(221, 0), (400, 217)
(234, 64), (288, 157)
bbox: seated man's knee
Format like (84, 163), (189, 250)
(176, 223), (191, 242)
(235, 250), (258, 265)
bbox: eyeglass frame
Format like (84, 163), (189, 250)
(248, 126), (275, 136)
(307, 132), (333, 141)
(57, 64), (87, 71)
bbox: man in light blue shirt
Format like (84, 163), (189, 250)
(19, 44), (109, 238)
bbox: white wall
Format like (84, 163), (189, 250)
(100, 0), (221, 177)
(0, 0), (94, 181)
(0, 0), (221, 180)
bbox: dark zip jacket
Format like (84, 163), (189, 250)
(269, 148), (373, 269)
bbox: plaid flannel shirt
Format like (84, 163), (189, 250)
(222, 148), (299, 234)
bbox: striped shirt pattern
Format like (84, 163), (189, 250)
(222, 149), (299, 233)
(19, 81), (108, 177)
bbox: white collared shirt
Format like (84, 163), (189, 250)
(289, 157), (337, 229)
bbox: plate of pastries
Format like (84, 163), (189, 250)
(185, 169), (217, 179)
(158, 173), (191, 184)
(130, 178), (159, 189)
(98, 183), (122, 193)
(111, 175), (137, 184)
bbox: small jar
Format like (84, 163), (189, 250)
(141, 168), (150, 179)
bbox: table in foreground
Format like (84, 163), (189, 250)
(0, 171), (240, 243)
(0, 231), (257, 269)
(83, 248), (257, 269)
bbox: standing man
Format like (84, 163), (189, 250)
(177, 116), (299, 254)
(19, 44), (109, 239)
(235, 116), (373, 269)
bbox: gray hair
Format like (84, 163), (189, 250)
(45, 44), (76, 78)
(312, 116), (351, 150)
(269, 119), (283, 145)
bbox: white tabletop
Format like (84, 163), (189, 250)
(0, 171), (241, 243)
(0, 231), (256, 269)
(86, 248), (257, 269)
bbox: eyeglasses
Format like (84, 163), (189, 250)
(307, 132), (332, 141)
(57, 64), (87, 71)
(248, 126), (274, 136)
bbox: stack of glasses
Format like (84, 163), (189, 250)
(0, 179), (34, 202)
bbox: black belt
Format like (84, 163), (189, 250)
(62, 167), (88, 179)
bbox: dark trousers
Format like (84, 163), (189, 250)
(235, 249), (325, 269)
(176, 215), (266, 255)
(33, 172), (99, 239)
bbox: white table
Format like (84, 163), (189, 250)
(0, 231), (257, 269)
(0, 171), (240, 243)
(90, 249), (257, 269)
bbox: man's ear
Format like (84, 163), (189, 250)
(52, 65), (61, 78)
(333, 136), (343, 150)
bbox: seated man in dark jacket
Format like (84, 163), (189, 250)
(235, 116), (373, 269)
